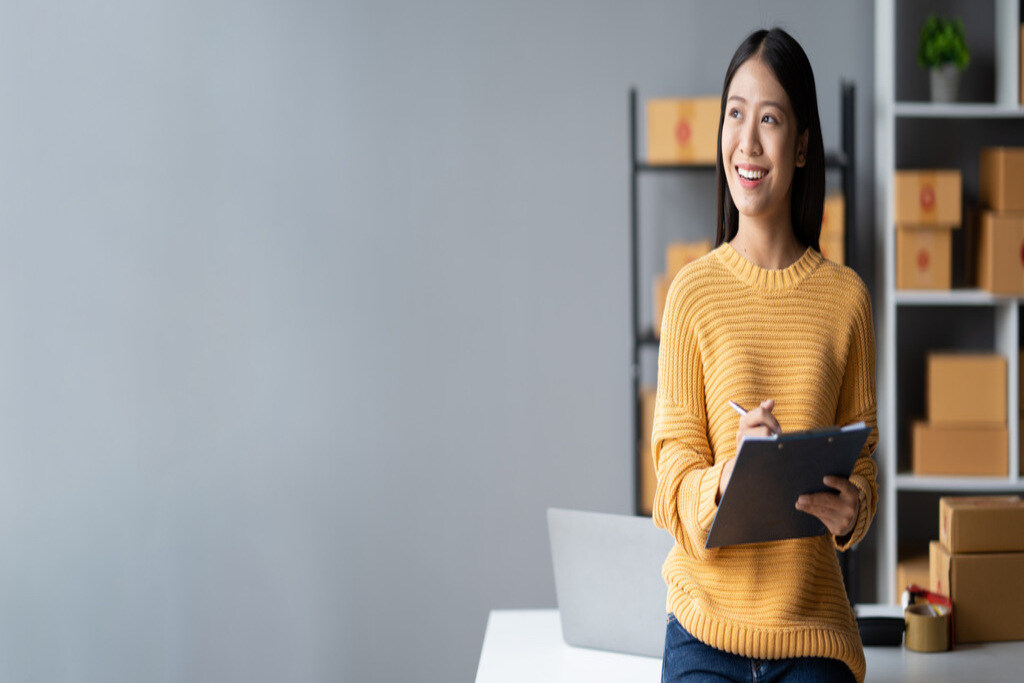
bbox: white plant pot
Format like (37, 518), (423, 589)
(929, 64), (961, 103)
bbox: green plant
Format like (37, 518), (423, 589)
(917, 15), (970, 70)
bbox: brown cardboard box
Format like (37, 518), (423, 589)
(977, 211), (1024, 294)
(912, 422), (1007, 476)
(896, 554), (931, 602)
(638, 387), (658, 516)
(894, 170), (962, 227)
(980, 148), (1024, 212)
(653, 273), (669, 337)
(646, 97), (720, 165)
(819, 193), (845, 264)
(896, 228), (952, 289)
(666, 240), (711, 279)
(821, 193), (845, 240)
(639, 443), (654, 516)
(927, 353), (1006, 424)
(819, 233), (844, 265)
(939, 496), (1024, 554)
(930, 540), (1024, 643)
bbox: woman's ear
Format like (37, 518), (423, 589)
(796, 129), (809, 167)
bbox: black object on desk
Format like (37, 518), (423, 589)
(705, 424), (871, 549)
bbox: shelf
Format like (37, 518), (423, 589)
(637, 330), (659, 346)
(894, 289), (1021, 306)
(894, 102), (1024, 119)
(635, 151), (848, 173)
(894, 474), (1024, 492)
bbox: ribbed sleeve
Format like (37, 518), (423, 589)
(652, 243), (878, 683)
(833, 281), (878, 552)
(651, 273), (721, 558)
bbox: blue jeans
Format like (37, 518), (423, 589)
(662, 613), (855, 682)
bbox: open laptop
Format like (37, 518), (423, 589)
(546, 507), (675, 658)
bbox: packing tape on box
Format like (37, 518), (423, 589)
(904, 603), (951, 652)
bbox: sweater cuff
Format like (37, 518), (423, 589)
(834, 474), (871, 551)
(690, 459), (727, 539)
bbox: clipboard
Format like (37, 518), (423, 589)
(705, 422), (871, 549)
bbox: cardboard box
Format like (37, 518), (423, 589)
(653, 273), (669, 337)
(819, 193), (845, 264)
(927, 353), (1006, 424)
(646, 97), (720, 165)
(665, 240), (711, 279)
(980, 148), (1024, 212)
(894, 170), (962, 227)
(821, 193), (845, 240)
(819, 233), (844, 265)
(638, 387), (657, 516)
(939, 496), (1024, 554)
(896, 554), (931, 602)
(977, 211), (1024, 295)
(930, 540), (1024, 643)
(896, 227), (952, 289)
(912, 422), (1007, 476)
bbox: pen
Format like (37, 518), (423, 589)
(728, 400), (747, 416)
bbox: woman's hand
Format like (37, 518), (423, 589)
(719, 399), (781, 504)
(795, 476), (861, 537)
(735, 398), (781, 452)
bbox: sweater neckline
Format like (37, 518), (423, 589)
(715, 241), (822, 291)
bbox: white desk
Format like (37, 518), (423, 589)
(476, 609), (1024, 682)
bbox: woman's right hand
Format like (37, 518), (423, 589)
(719, 399), (781, 503)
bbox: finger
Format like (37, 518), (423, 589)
(760, 398), (775, 412)
(760, 410), (781, 435)
(823, 475), (858, 498)
(795, 495), (856, 534)
(742, 410), (781, 435)
(796, 492), (845, 515)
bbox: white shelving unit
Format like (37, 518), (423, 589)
(875, 0), (1024, 604)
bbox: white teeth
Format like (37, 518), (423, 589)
(737, 167), (766, 180)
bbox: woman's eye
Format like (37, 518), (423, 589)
(729, 108), (741, 119)
(762, 114), (777, 124)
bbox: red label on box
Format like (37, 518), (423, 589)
(920, 184), (936, 211)
(675, 120), (691, 146)
(917, 249), (930, 271)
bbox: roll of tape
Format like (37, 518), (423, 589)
(904, 603), (951, 652)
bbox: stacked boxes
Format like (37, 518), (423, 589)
(976, 148), (1024, 295)
(894, 170), (961, 289)
(818, 193), (845, 264)
(646, 97), (720, 165)
(929, 496), (1024, 643)
(653, 240), (711, 337)
(912, 353), (1008, 476)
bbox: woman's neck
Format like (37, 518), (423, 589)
(729, 213), (805, 270)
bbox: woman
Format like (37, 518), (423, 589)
(652, 27), (877, 683)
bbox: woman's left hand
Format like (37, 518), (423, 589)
(795, 476), (860, 537)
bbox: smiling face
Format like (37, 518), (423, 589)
(721, 57), (808, 227)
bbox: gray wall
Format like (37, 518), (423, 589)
(0, 2), (874, 681)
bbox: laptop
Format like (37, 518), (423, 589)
(546, 507), (675, 658)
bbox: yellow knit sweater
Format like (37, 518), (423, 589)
(652, 242), (877, 683)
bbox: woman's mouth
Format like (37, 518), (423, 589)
(736, 165), (769, 189)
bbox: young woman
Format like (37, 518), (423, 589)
(652, 28), (877, 683)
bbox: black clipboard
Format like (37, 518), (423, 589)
(705, 423), (871, 549)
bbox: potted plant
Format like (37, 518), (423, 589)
(917, 15), (970, 103)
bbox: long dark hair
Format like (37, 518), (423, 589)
(714, 28), (825, 250)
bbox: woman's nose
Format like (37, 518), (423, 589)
(739, 120), (762, 156)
